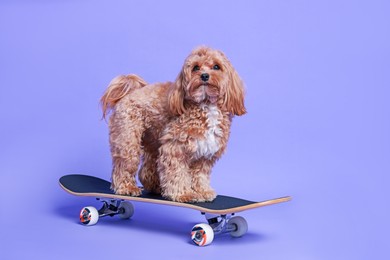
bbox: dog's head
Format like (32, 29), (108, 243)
(168, 46), (246, 116)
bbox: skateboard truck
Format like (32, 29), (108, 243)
(205, 213), (240, 235)
(96, 198), (126, 217)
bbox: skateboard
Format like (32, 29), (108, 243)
(59, 174), (291, 246)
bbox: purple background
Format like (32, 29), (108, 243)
(1, 0), (389, 259)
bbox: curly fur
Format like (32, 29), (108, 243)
(101, 46), (246, 202)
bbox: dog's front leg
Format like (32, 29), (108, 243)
(190, 158), (217, 202)
(157, 142), (204, 203)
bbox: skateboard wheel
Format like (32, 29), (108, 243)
(228, 216), (248, 237)
(79, 206), (99, 226)
(118, 201), (134, 219)
(191, 223), (214, 246)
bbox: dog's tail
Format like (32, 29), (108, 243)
(100, 74), (147, 119)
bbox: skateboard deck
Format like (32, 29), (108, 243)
(59, 174), (290, 214)
(59, 174), (291, 246)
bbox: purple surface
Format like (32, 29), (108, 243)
(1, 0), (389, 259)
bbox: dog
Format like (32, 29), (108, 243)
(100, 46), (246, 202)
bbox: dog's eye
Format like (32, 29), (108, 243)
(192, 65), (200, 72)
(213, 64), (220, 70)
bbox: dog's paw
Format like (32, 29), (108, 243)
(165, 192), (204, 203)
(200, 189), (217, 202)
(114, 185), (143, 197)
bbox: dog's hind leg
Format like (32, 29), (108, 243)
(109, 112), (144, 196)
(139, 143), (161, 194)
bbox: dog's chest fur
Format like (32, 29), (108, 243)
(194, 105), (223, 159)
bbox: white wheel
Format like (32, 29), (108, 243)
(228, 216), (248, 237)
(79, 206), (99, 226)
(191, 223), (214, 246)
(118, 201), (134, 219)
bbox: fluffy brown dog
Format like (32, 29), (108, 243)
(101, 46), (246, 202)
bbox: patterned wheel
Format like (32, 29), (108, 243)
(191, 223), (214, 246)
(79, 206), (99, 226)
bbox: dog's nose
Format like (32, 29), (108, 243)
(201, 73), (209, 82)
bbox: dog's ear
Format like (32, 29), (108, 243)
(223, 60), (247, 116)
(168, 71), (186, 115)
